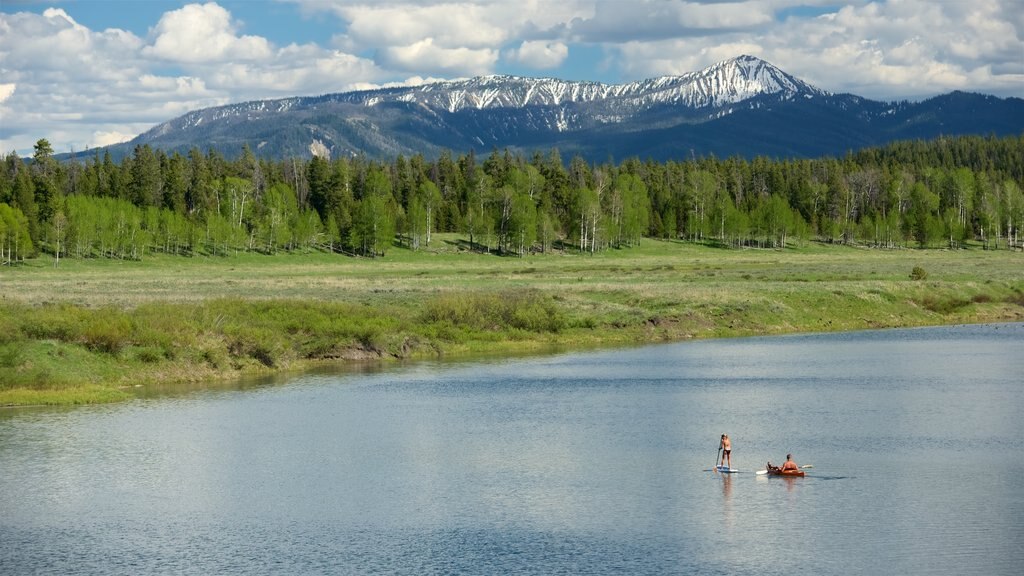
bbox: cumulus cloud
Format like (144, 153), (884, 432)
(0, 8), (151, 153)
(0, 2), (386, 155)
(340, 3), (510, 49)
(613, 39), (764, 80)
(1, 8), (145, 81)
(89, 130), (135, 149)
(378, 38), (499, 75)
(507, 41), (569, 70)
(564, 0), (775, 42)
(144, 2), (272, 63)
(316, 0), (587, 75)
(590, 0), (1023, 99)
(762, 0), (1024, 98)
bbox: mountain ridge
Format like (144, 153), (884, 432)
(84, 55), (1023, 162)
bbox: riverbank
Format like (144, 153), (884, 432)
(2, 237), (1022, 406)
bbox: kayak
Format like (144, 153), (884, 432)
(766, 468), (805, 477)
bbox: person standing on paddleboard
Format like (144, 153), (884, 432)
(720, 434), (732, 469)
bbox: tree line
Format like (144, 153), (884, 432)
(1, 134), (1022, 264)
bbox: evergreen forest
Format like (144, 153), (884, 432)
(1, 134), (1022, 265)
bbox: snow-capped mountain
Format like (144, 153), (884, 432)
(322, 54), (827, 113)
(105, 55), (1022, 162)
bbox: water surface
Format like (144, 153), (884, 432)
(2, 323), (1022, 575)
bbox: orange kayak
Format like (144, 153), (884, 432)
(767, 468), (805, 477)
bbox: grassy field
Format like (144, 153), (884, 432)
(2, 235), (1022, 406)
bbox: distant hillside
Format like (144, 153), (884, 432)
(76, 55), (1024, 162)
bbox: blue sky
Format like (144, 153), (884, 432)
(1, 0), (1022, 156)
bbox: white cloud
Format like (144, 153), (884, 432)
(136, 75), (215, 99)
(595, 0), (1023, 99)
(0, 2), (387, 155)
(340, 3), (510, 49)
(507, 41), (569, 70)
(0, 8), (151, 154)
(614, 39), (765, 79)
(313, 0), (589, 74)
(340, 75), (450, 92)
(1, 8), (145, 81)
(89, 130), (135, 149)
(199, 45), (384, 96)
(144, 2), (272, 63)
(378, 38), (499, 75)
(766, 0), (1024, 98)
(563, 0), (774, 43)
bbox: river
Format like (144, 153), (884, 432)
(2, 323), (1022, 575)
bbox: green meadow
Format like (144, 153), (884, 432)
(2, 236), (1022, 406)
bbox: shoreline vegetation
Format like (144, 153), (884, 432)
(2, 237), (1022, 407)
(2, 135), (1022, 406)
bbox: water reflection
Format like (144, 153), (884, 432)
(720, 472), (733, 501)
(126, 359), (393, 400)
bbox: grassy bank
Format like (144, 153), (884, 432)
(2, 237), (1022, 406)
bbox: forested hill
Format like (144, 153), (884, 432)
(2, 135), (1022, 265)
(66, 56), (1024, 163)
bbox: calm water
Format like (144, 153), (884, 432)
(2, 323), (1022, 575)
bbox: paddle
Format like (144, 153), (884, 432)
(756, 464), (813, 475)
(714, 446), (722, 473)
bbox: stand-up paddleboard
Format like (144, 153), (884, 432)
(715, 465), (740, 473)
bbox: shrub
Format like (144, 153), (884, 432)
(201, 348), (228, 369)
(135, 347), (164, 364)
(80, 313), (133, 354)
(224, 325), (284, 368)
(0, 308), (21, 345)
(1007, 290), (1024, 307)
(0, 343), (24, 368)
(249, 344), (277, 368)
(355, 328), (383, 351)
(419, 290), (566, 333)
(920, 295), (969, 314)
(910, 266), (928, 281)
(133, 303), (196, 348)
(19, 303), (88, 342)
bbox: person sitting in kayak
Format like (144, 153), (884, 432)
(766, 454), (799, 473)
(720, 434), (732, 469)
(780, 454), (799, 472)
